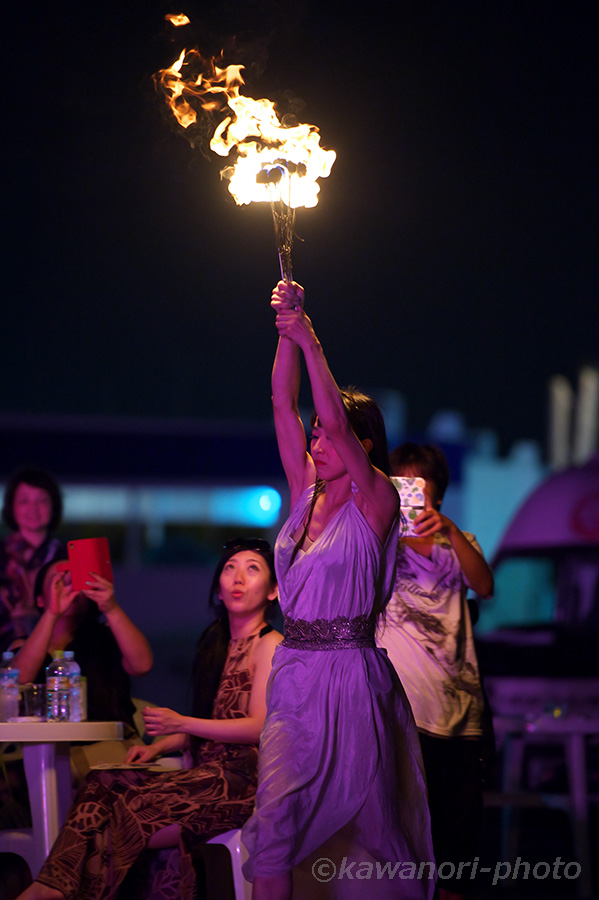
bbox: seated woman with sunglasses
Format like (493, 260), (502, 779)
(17, 538), (282, 900)
(242, 282), (434, 900)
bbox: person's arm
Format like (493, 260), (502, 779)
(270, 282), (316, 509)
(14, 608), (57, 683)
(125, 732), (188, 764)
(141, 631), (283, 745)
(414, 509), (494, 597)
(13, 572), (77, 683)
(273, 282), (398, 543)
(82, 573), (153, 677)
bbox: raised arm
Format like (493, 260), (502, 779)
(414, 509), (495, 598)
(273, 282), (398, 542)
(14, 572), (77, 683)
(15, 609), (58, 683)
(82, 573), (153, 677)
(271, 282), (316, 509)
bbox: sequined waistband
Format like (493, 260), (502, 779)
(282, 614), (375, 651)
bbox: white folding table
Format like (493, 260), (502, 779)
(0, 720), (123, 876)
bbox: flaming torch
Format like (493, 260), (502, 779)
(154, 16), (336, 281)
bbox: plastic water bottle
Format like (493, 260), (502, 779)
(46, 651), (70, 721)
(0, 651), (20, 722)
(64, 650), (85, 721)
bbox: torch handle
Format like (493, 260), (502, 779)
(278, 249), (293, 284)
(271, 199), (295, 285)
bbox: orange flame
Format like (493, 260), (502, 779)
(165, 13), (190, 27)
(154, 38), (335, 210)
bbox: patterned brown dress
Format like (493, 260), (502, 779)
(35, 633), (263, 900)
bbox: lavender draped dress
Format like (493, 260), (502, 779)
(242, 484), (434, 898)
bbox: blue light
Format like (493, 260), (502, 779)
(208, 487), (282, 526)
(54, 484), (282, 528)
(259, 493), (273, 512)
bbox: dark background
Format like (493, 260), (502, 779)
(3, 0), (598, 454)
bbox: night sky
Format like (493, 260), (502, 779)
(4, 0), (598, 455)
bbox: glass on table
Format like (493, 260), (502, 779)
(18, 683), (47, 720)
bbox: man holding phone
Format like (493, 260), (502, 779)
(378, 442), (494, 900)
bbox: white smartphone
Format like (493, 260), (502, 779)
(391, 476), (426, 537)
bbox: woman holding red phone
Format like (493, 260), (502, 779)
(14, 560), (153, 752)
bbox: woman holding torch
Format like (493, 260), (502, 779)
(242, 281), (434, 899)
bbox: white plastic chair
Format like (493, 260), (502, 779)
(206, 828), (252, 900)
(0, 740), (39, 876)
(0, 826), (38, 878)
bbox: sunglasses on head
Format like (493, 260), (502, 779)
(223, 538), (272, 554)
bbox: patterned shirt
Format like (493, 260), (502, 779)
(0, 533), (65, 652)
(377, 532), (485, 738)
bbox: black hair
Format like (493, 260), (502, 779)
(389, 442), (450, 505)
(206, 537), (277, 622)
(189, 537), (277, 760)
(311, 386), (391, 476)
(33, 558), (100, 622)
(2, 467), (63, 532)
(33, 559), (59, 604)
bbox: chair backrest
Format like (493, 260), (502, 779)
(131, 697), (157, 742)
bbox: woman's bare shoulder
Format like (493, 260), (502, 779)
(257, 627), (283, 653)
(249, 628), (283, 673)
(265, 627), (284, 646)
